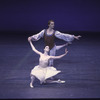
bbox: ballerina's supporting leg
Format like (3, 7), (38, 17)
(30, 75), (35, 88)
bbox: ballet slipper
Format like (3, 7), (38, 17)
(30, 83), (34, 88)
(57, 79), (65, 83)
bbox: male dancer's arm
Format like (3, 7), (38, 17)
(55, 31), (81, 43)
(28, 29), (45, 42)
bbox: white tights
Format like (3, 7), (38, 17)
(49, 43), (67, 66)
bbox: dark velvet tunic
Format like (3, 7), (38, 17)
(44, 29), (56, 50)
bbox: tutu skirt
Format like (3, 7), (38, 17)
(31, 65), (61, 82)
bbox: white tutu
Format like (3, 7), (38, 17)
(31, 65), (61, 82)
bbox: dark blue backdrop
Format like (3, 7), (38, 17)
(0, 0), (100, 32)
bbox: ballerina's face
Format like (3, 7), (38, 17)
(44, 46), (50, 52)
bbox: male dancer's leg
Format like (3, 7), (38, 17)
(49, 45), (56, 66)
(49, 43), (68, 66)
(56, 43), (68, 50)
(49, 44), (68, 80)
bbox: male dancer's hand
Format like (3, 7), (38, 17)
(74, 35), (81, 40)
(65, 48), (68, 54)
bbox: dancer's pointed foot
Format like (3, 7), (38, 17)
(30, 83), (34, 88)
(57, 79), (65, 83)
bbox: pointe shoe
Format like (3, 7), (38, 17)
(30, 83), (34, 88)
(57, 79), (65, 83)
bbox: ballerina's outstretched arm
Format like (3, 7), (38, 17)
(29, 41), (42, 55)
(50, 48), (68, 59)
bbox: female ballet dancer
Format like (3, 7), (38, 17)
(29, 40), (68, 88)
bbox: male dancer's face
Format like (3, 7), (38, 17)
(49, 21), (54, 29)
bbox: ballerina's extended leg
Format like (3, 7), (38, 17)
(45, 79), (65, 83)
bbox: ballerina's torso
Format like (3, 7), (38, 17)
(39, 54), (50, 68)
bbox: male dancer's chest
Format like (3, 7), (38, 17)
(44, 29), (55, 49)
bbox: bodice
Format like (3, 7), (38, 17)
(39, 54), (49, 68)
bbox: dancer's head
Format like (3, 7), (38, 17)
(48, 20), (54, 29)
(44, 46), (50, 53)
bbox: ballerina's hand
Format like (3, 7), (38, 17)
(28, 37), (32, 42)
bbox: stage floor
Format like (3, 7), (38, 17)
(0, 32), (100, 98)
